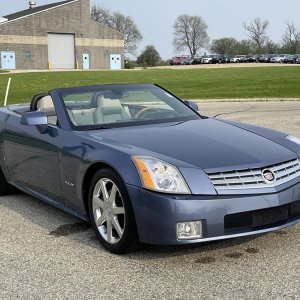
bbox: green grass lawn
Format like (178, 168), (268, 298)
(1, 66), (300, 104)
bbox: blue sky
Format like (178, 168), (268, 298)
(2, 0), (300, 59)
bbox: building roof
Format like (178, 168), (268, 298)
(4, 0), (77, 21)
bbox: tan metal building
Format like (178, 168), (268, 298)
(0, 0), (124, 69)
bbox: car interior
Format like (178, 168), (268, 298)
(11, 93), (133, 127)
(67, 94), (132, 126)
(10, 88), (188, 128)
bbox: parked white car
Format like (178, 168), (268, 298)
(270, 55), (289, 63)
(230, 55), (246, 63)
(201, 55), (218, 64)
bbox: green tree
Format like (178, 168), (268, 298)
(137, 45), (161, 66)
(235, 39), (254, 54)
(210, 37), (238, 55)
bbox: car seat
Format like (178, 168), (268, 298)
(37, 95), (57, 125)
(94, 95), (130, 124)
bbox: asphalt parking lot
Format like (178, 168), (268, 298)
(1, 101), (300, 300)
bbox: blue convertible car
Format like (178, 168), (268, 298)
(1, 84), (300, 253)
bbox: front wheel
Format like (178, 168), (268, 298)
(88, 168), (140, 254)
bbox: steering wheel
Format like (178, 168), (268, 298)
(135, 107), (160, 118)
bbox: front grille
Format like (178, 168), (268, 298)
(208, 159), (300, 190)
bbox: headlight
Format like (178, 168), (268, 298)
(285, 135), (300, 146)
(132, 156), (191, 194)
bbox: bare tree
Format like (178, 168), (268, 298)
(173, 14), (209, 58)
(243, 18), (270, 52)
(91, 5), (143, 55)
(264, 38), (280, 54)
(91, 5), (110, 24)
(282, 22), (300, 54)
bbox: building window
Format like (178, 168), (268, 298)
(24, 51), (32, 61)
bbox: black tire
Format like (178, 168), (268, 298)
(0, 167), (15, 195)
(88, 168), (140, 254)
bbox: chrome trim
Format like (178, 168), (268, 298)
(207, 159), (300, 190)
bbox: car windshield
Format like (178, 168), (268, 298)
(58, 84), (200, 129)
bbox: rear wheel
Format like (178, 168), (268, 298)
(88, 168), (140, 254)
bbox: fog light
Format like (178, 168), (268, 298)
(176, 221), (203, 240)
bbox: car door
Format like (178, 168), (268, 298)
(3, 98), (63, 204)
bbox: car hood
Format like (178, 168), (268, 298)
(83, 118), (296, 171)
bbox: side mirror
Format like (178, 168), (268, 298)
(21, 111), (48, 133)
(185, 100), (199, 112)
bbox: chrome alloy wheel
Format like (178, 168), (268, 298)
(92, 178), (125, 244)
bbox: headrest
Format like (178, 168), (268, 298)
(37, 96), (56, 116)
(98, 97), (123, 115)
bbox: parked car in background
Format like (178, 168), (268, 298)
(253, 54), (263, 62)
(270, 55), (289, 63)
(201, 55), (219, 64)
(239, 55), (248, 63)
(282, 54), (300, 63)
(258, 54), (276, 63)
(170, 56), (188, 65)
(292, 54), (300, 63)
(191, 57), (203, 65)
(243, 54), (256, 63)
(217, 55), (231, 63)
(230, 55), (246, 63)
(282, 55), (294, 63)
(296, 57), (300, 64)
(182, 58), (194, 65)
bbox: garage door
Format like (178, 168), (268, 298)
(48, 33), (75, 69)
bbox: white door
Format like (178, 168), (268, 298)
(48, 33), (75, 69)
(110, 54), (121, 70)
(83, 53), (89, 70)
(1, 51), (16, 69)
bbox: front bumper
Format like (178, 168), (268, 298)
(126, 182), (300, 245)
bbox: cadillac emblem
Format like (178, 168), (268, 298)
(262, 169), (276, 184)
